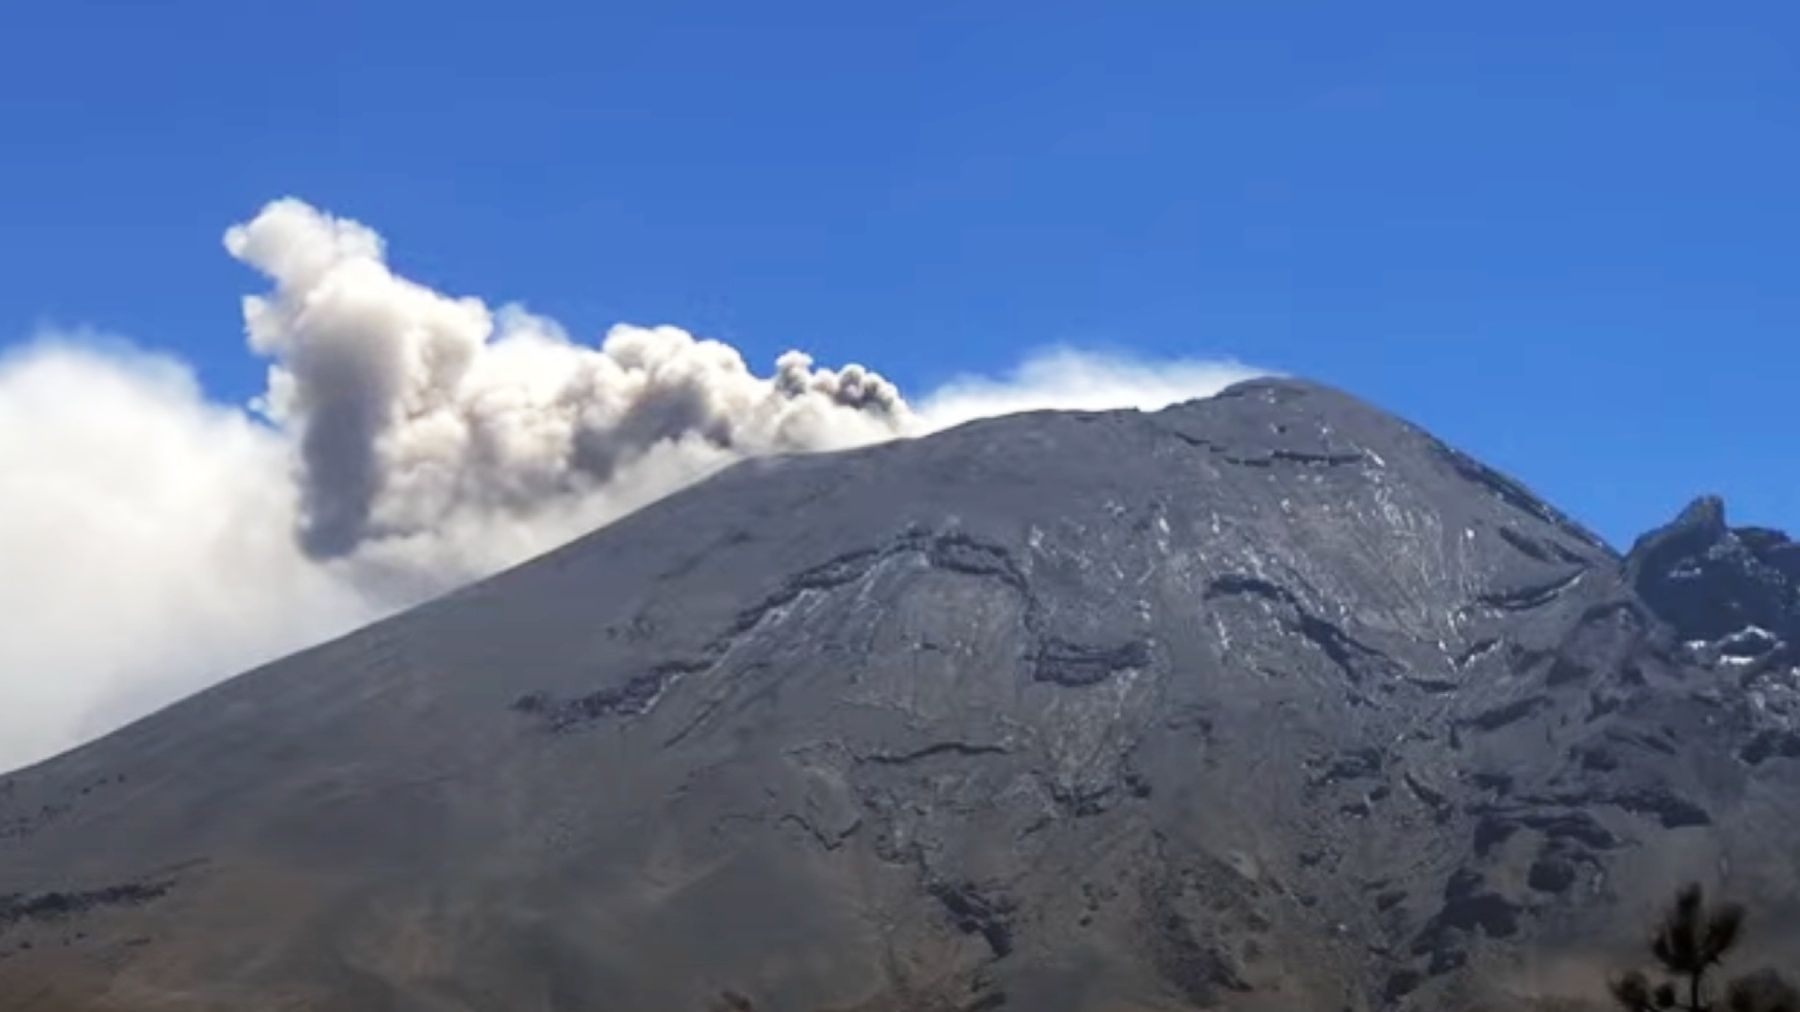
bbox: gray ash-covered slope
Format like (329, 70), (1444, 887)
(5, 379), (1800, 1012)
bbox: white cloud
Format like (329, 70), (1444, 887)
(0, 198), (1264, 772)
(916, 346), (1266, 432)
(0, 339), (378, 770)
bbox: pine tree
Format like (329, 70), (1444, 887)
(1608, 883), (1797, 1012)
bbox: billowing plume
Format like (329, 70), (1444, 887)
(226, 199), (912, 590)
(0, 197), (1264, 771)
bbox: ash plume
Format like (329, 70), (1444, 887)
(226, 199), (914, 586)
(0, 197), (1262, 771)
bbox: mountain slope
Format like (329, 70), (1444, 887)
(3, 378), (1797, 1011)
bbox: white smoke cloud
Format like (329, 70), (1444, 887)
(916, 347), (1265, 431)
(0, 340), (377, 769)
(0, 197), (1263, 772)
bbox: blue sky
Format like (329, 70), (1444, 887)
(3, 0), (1796, 546)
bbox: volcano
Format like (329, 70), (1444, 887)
(4, 378), (1799, 1011)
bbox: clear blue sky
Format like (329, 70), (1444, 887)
(3, 1), (1795, 547)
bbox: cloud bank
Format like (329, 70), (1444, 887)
(0, 341), (374, 767)
(0, 198), (1263, 771)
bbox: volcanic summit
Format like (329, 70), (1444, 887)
(4, 378), (1798, 1011)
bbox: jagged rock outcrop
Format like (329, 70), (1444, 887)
(1626, 495), (1800, 671)
(2, 378), (1797, 1011)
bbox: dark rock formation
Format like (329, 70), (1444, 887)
(2, 378), (1797, 1011)
(1627, 495), (1800, 658)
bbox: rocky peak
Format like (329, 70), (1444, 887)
(1625, 495), (1799, 664)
